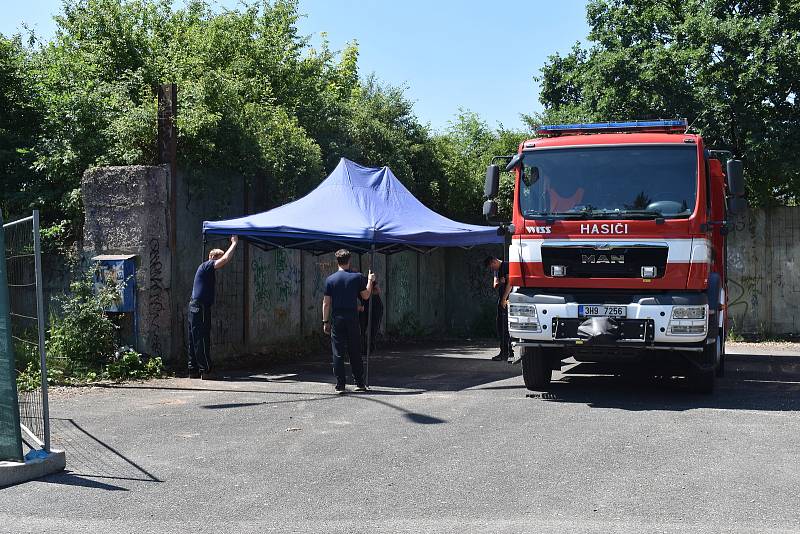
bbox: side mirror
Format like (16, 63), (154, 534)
(727, 196), (748, 215)
(483, 200), (498, 218)
(726, 159), (745, 197)
(484, 165), (500, 199)
(504, 153), (523, 173)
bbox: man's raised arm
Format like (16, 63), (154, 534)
(359, 270), (376, 300)
(214, 236), (238, 269)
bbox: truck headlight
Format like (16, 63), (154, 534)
(668, 305), (708, 335)
(509, 304), (537, 318)
(508, 304), (540, 332)
(672, 306), (706, 320)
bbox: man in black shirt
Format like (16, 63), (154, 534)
(485, 256), (512, 361)
(188, 236), (238, 379)
(323, 249), (376, 393)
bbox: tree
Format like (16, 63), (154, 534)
(434, 111), (529, 223)
(533, 0), (800, 206)
(1, 0), (513, 240)
(0, 36), (42, 220)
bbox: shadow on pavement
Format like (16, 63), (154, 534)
(534, 353), (800, 412)
(37, 471), (129, 491)
(261, 346), (521, 392)
(49, 418), (163, 486)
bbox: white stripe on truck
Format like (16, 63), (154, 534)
(509, 238), (712, 264)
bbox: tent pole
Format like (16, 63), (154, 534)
(365, 243), (375, 388)
(201, 232), (207, 262)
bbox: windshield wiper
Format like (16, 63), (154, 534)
(605, 210), (663, 219)
(523, 211), (591, 219)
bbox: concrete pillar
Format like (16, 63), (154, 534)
(82, 165), (173, 360)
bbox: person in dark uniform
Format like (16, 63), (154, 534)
(359, 279), (383, 353)
(485, 256), (512, 361)
(322, 249), (376, 393)
(188, 235), (238, 379)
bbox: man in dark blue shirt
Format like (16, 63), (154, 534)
(485, 256), (512, 361)
(188, 235), (238, 379)
(323, 249), (376, 393)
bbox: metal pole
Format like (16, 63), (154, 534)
(32, 210), (50, 452)
(365, 244), (375, 387)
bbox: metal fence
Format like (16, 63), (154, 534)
(3, 211), (50, 452)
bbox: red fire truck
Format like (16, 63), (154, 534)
(483, 119), (747, 393)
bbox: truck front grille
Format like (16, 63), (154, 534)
(542, 246), (668, 278)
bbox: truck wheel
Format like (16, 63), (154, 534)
(521, 346), (552, 390)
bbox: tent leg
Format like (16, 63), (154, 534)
(201, 232), (207, 263)
(365, 244), (375, 388)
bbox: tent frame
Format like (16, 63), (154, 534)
(201, 231), (495, 387)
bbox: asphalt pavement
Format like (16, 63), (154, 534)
(1, 341), (798, 533)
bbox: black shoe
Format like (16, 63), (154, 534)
(335, 384), (347, 394)
(355, 384), (369, 392)
(491, 353), (508, 361)
(188, 370), (201, 379)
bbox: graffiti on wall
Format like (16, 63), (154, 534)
(388, 254), (414, 321)
(274, 249), (300, 304)
(252, 256), (270, 313)
(250, 249), (302, 336)
(146, 237), (165, 357)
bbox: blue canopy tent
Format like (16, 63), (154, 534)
(203, 158), (503, 384)
(203, 158), (503, 254)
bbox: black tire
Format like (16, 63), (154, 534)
(715, 334), (726, 378)
(522, 346), (552, 390)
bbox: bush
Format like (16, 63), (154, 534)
(16, 362), (41, 393)
(105, 348), (164, 381)
(42, 265), (165, 385)
(46, 266), (119, 372)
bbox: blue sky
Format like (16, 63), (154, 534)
(0, 0), (590, 131)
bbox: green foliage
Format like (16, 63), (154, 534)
(534, 0), (800, 206)
(105, 349), (164, 381)
(434, 110), (529, 223)
(0, 0), (530, 237)
(16, 363), (42, 393)
(14, 267), (167, 387)
(46, 267), (119, 371)
(0, 36), (42, 220)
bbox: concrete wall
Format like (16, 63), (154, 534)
(77, 164), (506, 364)
(79, 164), (800, 366)
(82, 166), (173, 358)
(727, 207), (800, 336)
(174, 172), (246, 362)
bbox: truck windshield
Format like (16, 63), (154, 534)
(519, 145), (698, 219)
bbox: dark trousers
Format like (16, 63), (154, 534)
(188, 300), (211, 372)
(497, 302), (512, 356)
(331, 313), (364, 386)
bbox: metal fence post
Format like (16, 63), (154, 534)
(32, 211), (50, 452)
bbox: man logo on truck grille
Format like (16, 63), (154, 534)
(581, 254), (625, 264)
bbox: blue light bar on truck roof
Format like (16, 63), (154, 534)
(536, 119), (688, 136)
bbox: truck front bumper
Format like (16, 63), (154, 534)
(507, 289), (712, 348)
